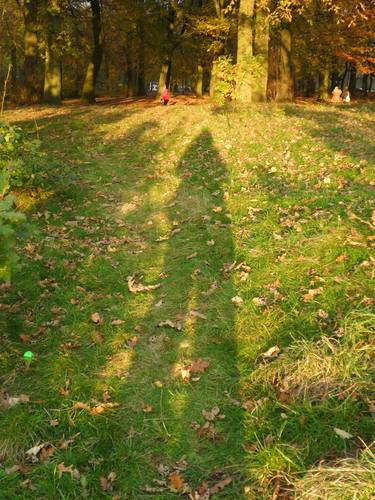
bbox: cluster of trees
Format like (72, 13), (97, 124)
(0, 0), (374, 105)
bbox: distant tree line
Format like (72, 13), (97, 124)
(0, 0), (374, 105)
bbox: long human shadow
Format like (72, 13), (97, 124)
(108, 130), (244, 495)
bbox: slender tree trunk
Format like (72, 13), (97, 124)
(10, 45), (18, 97)
(318, 69), (330, 100)
(81, 0), (103, 104)
(237, 0), (255, 102)
(43, 2), (62, 104)
(340, 61), (349, 90)
(267, 26), (294, 102)
(22, 0), (41, 104)
(252, 0), (269, 102)
(348, 64), (357, 94)
(195, 62), (203, 97)
(362, 73), (368, 94)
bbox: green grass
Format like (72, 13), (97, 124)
(0, 100), (374, 499)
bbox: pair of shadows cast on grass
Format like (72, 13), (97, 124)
(105, 129), (245, 496)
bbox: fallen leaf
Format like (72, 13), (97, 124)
(49, 419), (59, 427)
(202, 406), (220, 421)
(303, 287), (323, 302)
(111, 319), (124, 326)
(19, 334), (30, 344)
(143, 404), (153, 413)
(126, 336), (138, 348)
(190, 310), (207, 320)
(127, 276), (160, 294)
(100, 472), (116, 491)
(72, 401), (90, 411)
(262, 346), (280, 359)
(206, 240), (215, 246)
(189, 359), (210, 373)
(1, 394), (30, 409)
(334, 427), (353, 439)
(91, 312), (104, 325)
(252, 297), (267, 307)
(209, 476), (233, 495)
(91, 402), (119, 414)
(187, 252), (198, 260)
(91, 330), (103, 344)
(231, 296), (243, 307)
(57, 463), (80, 479)
(169, 473), (184, 492)
(158, 320), (183, 331)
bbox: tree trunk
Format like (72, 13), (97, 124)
(195, 63), (203, 97)
(340, 61), (349, 90)
(237, 0), (255, 102)
(362, 73), (368, 94)
(348, 64), (357, 94)
(81, 0), (103, 104)
(10, 45), (18, 97)
(158, 58), (172, 92)
(318, 69), (330, 100)
(43, 2), (62, 104)
(267, 26), (294, 102)
(252, 0), (269, 102)
(22, 0), (41, 104)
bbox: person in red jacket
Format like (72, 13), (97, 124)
(161, 86), (170, 106)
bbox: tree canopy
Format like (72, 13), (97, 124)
(0, 0), (374, 104)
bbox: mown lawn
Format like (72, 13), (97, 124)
(0, 99), (374, 499)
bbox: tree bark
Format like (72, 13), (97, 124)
(43, 1), (62, 104)
(195, 63), (203, 97)
(158, 58), (172, 91)
(252, 0), (269, 102)
(348, 64), (357, 94)
(318, 69), (330, 100)
(267, 26), (294, 102)
(237, 0), (255, 102)
(362, 73), (368, 94)
(22, 0), (41, 104)
(81, 0), (103, 104)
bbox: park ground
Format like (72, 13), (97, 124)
(0, 97), (374, 498)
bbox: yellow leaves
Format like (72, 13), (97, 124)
(72, 401), (119, 415)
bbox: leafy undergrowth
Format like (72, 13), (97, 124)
(0, 100), (374, 498)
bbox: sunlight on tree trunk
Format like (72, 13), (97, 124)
(252, 1), (269, 102)
(158, 58), (171, 93)
(237, 0), (255, 102)
(318, 69), (330, 100)
(195, 63), (203, 97)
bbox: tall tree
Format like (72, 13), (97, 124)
(43, 0), (63, 104)
(81, 0), (103, 103)
(236, 0), (255, 102)
(21, 0), (42, 103)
